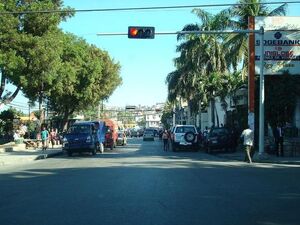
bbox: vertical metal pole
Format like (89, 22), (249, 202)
(28, 102), (31, 121)
(173, 105), (176, 126)
(259, 26), (265, 155)
(98, 102), (101, 119)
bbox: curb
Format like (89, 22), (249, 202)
(254, 159), (300, 165)
(35, 151), (64, 160)
(212, 152), (300, 165)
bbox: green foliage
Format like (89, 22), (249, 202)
(166, 1), (287, 126)
(223, 0), (287, 78)
(0, 108), (22, 135)
(137, 118), (146, 128)
(0, 1), (74, 104)
(161, 102), (173, 129)
(1, 2), (121, 129)
(166, 9), (229, 109)
(47, 33), (122, 127)
(32, 110), (42, 120)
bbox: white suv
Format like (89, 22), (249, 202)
(171, 125), (199, 151)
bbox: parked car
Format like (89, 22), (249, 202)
(204, 127), (235, 153)
(62, 121), (98, 156)
(143, 129), (155, 141)
(117, 132), (127, 146)
(171, 125), (199, 151)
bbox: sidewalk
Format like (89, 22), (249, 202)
(213, 148), (300, 165)
(0, 142), (63, 167)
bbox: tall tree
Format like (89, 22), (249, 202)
(166, 9), (230, 125)
(223, 0), (287, 78)
(47, 33), (122, 130)
(0, 0), (73, 106)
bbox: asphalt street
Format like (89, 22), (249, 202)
(0, 138), (300, 225)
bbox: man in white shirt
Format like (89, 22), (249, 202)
(241, 125), (254, 163)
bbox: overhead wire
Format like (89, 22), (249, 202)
(0, 1), (299, 15)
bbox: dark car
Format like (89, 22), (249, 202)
(62, 121), (98, 156)
(205, 127), (235, 153)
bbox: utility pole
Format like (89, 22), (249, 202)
(172, 105), (176, 126)
(98, 102), (101, 119)
(28, 101), (31, 121)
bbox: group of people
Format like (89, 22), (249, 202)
(39, 127), (60, 151)
(159, 122), (285, 163)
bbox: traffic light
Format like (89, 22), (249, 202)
(125, 105), (136, 110)
(128, 26), (155, 39)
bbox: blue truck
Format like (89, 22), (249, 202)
(62, 121), (107, 156)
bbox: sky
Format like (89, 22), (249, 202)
(4, 0), (300, 112)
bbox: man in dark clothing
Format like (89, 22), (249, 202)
(273, 123), (284, 157)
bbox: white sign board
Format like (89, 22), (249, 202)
(255, 17), (300, 75)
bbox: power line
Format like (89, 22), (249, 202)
(0, 1), (299, 15)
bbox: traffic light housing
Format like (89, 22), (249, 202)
(128, 26), (155, 39)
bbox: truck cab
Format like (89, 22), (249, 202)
(62, 121), (98, 156)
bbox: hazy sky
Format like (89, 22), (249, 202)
(4, 0), (300, 112)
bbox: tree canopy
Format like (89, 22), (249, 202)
(0, 1), (122, 128)
(166, 0), (288, 127)
(47, 33), (121, 129)
(0, 0), (74, 105)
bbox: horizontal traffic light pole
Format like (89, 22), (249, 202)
(96, 29), (264, 36)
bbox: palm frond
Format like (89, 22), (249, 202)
(268, 3), (287, 16)
(177, 24), (200, 41)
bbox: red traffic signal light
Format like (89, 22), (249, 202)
(128, 26), (155, 39)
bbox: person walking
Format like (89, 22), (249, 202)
(273, 123), (284, 157)
(240, 125), (254, 163)
(49, 128), (57, 148)
(41, 127), (49, 151)
(162, 130), (170, 151)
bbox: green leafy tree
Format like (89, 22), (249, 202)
(223, 0), (287, 78)
(161, 102), (173, 129)
(0, 108), (23, 135)
(0, 0), (73, 106)
(166, 9), (231, 126)
(47, 33), (122, 130)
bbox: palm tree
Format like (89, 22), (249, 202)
(166, 9), (229, 118)
(223, 0), (287, 78)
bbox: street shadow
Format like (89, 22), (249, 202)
(1, 162), (300, 225)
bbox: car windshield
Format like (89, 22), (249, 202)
(144, 130), (153, 134)
(175, 127), (195, 133)
(67, 125), (91, 134)
(210, 128), (229, 137)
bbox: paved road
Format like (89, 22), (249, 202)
(0, 138), (300, 225)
